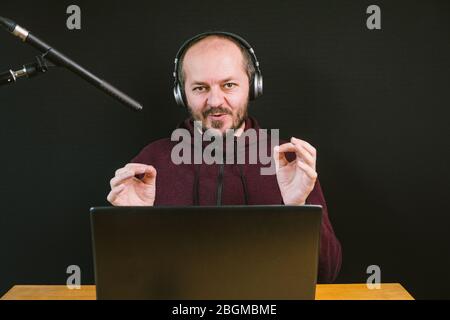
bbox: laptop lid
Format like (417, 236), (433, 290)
(90, 205), (322, 300)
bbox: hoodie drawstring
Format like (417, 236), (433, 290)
(235, 138), (249, 205)
(192, 137), (249, 206)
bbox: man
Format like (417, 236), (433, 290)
(107, 32), (342, 283)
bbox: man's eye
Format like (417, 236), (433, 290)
(193, 86), (206, 92)
(224, 83), (236, 89)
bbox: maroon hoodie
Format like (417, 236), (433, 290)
(131, 116), (342, 283)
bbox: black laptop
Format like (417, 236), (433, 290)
(90, 205), (322, 300)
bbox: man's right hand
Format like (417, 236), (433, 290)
(107, 163), (157, 206)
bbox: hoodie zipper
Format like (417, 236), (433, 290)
(216, 162), (224, 206)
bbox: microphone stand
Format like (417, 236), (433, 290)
(0, 54), (54, 86)
(0, 16), (143, 111)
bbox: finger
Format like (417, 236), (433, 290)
(277, 142), (309, 163)
(110, 170), (135, 188)
(142, 166), (157, 185)
(276, 142), (297, 154)
(297, 160), (318, 180)
(114, 163), (147, 176)
(291, 137), (316, 157)
(279, 142), (315, 169)
(295, 144), (315, 169)
(125, 163), (151, 169)
(115, 167), (128, 177)
(111, 166), (150, 188)
(115, 164), (143, 176)
(273, 146), (289, 167)
(107, 184), (126, 204)
(277, 143), (301, 167)
(125, 163), (155, 180)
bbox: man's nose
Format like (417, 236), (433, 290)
(207, 86), (225, 107)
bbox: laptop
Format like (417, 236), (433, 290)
(90, 205), (322, 300)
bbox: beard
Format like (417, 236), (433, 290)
(189, 102), (248, 134)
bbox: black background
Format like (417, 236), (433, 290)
(1, 0), (449, 299)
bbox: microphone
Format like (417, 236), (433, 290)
(0, 16), (143, 111)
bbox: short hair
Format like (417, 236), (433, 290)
(177, 34), (256, 90)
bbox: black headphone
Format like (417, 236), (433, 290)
(172, 31), (263, 108)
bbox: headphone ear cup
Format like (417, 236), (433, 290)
(173, 82), (186, 108)
(251, 72), (263, 100)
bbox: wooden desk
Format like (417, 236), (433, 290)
(1, 283), (414, 300)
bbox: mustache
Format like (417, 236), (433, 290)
(202, 107), (232, 117)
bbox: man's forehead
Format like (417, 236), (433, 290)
(185, 64), (245, 85)
(184, 38), (243, 65)
(183, 37), (246, 82)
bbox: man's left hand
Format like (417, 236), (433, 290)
(274, 137), (318, 205)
